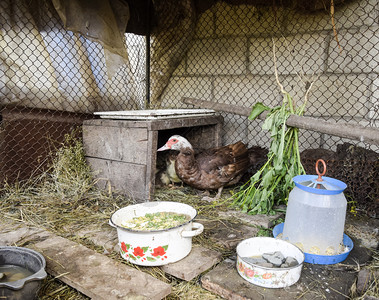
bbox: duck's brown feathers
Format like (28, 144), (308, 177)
(175, 141), (250, 191)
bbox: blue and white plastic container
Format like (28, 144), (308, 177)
(282, 159), (348, 257)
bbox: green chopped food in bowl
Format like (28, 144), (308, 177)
(121, 212), (191, 231)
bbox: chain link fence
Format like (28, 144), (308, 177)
(0, 0), (378, 210)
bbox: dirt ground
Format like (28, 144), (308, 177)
(1, 186), (378, 299)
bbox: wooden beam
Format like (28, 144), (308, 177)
(182, 97), (379, 146)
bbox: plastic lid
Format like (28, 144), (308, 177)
(293, 159), (347, 195)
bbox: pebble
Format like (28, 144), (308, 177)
(262, 251), (285, 267)
(281, 256), (298, 268)
(242, 252), (299, 268)
(0, 272), (4, 280)
(260, 262), (274, 268)
(241, 257), (267, 265)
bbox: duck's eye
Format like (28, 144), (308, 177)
(172, 139), (177, 142)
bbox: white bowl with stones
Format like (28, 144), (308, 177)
(236, 237), (304, 288)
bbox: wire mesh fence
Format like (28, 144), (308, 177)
(155, 0), (378, 210)
(0, 0), (139, 183)
(0, 0), (378, 210)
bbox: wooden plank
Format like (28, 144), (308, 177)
(1, 106), (91, 123)
(86, 157), (147, 200)
(145, 130), (158, 201)
(182, 97), (379, 146)
(83, 124), (148, 164)
(93, 109), (216, 119)
(148, 115), (223, 131)
(76, 225), (223, 282)
(32, 232), (172, 300)
(83, 119), (149, 129)
(185, 124), (222, 150)
(215, 121), (223, 147)
(182, 97), (251, 117)
(161, 245), (222, 281)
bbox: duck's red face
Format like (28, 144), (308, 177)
(167, 137), (179, 147)
(157, 136), (180, 151)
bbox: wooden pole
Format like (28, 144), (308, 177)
(182, 97), (379, 146)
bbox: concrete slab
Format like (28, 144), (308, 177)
(218, 210), (285, 229)
(78, 223), (223, 282)
(345, 214), (379, 249)
(201, 258), (357, 300)
(201, 258), (301, 300)
(76, 223), (119, 253)
(198, 218), (260, 249)
(201, 233), (374, 300)
(161, 245), (223, 281)
(32, 233), (172, 300)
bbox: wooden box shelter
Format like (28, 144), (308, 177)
(83, 110), (223, 201)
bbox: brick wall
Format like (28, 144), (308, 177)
(160, 0), (378, 151)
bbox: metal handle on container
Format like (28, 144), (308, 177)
(2, 268), (47, 290)
(33, 268), (48, 280)
(315, 159), (327, 182)
(181, 222), (204, 238)
(109, 219), (117, 228)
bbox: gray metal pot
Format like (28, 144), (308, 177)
(0, 246), (47, 300)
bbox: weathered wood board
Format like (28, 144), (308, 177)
(83, 115), (223, 201)
(86, 157), (147, 199)
(32, 233), (172, 300)
(161, 245), (223, 281)
(83, 124), (148, 164)
(0, 219), (172, 300)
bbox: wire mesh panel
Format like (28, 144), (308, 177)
(0, 0), (377, 210)
(156, 0), (378, 210)
(0, 0), (142, 182)
(160, 1), (378, 151)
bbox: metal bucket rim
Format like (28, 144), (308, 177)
(0, 246), (47, 290)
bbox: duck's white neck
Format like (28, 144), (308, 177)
(171, 135), (193, 150)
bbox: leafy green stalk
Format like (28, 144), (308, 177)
(231, 92), (306, 215)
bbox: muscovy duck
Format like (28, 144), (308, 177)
(157, 135), (267, 201)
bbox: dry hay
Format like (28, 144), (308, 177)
(37, 275), (88, 300)
(0, 132), (130, 235)
(0, 131), (230, 299)
(0, 132), (130, 299)
(1, 132), (377, 299)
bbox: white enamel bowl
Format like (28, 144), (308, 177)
(236, 237), (304, 288)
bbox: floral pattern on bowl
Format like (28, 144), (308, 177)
(236, 237), (304, 288)
(237, 259), (276, 284)
(120, 242), (169, 263)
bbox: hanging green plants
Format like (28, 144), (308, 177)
(232, 95), (304, 214)
(231, 41), (315, 215)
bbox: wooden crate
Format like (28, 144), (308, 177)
(83, 114), (223, 201)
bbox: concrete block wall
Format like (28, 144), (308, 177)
(160, 0), (378, 151)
